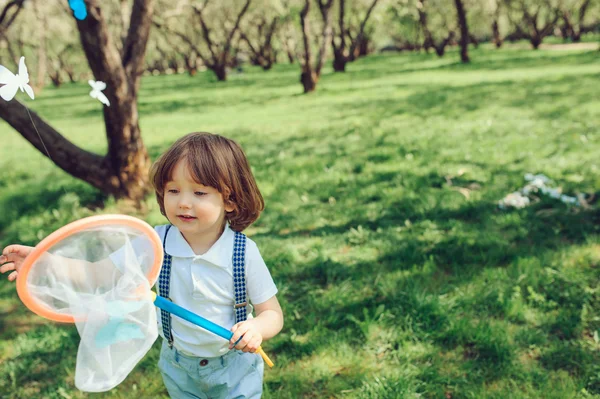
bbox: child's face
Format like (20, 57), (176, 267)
(163, 159), (234, 239)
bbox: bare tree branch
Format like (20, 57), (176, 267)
(0, 0), (25, 33)
(300, 0), (312, 67)
(299, 0), (333, 92)
(239, 15), (279, 70)
(315, 0), (334, 76)
(0, 98), (111, 190)
(192, 3), (218, 66)
(347, 0), (379, 60)
(220, 0), (251, 65)
(121, 0), (154, 85)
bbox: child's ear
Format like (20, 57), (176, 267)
(223, 188), (236, 213)
(225, 200), (236, 213)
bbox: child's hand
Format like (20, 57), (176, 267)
(0, 245), (34, 282)
(229, 319), (263, 353)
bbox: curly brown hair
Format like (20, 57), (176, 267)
(150, 132), (264, 232)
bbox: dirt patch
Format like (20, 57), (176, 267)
(539, 42), (599, 51)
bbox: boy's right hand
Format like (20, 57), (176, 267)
(0, 245), (34, 282)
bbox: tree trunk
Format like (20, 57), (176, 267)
(468, 34), (479, 48)
(241, 28), (277, 71)
(300, 70), (317, 93)
(331, 0), (378, 72)
(213, 64), (227, 81)
(286, 49), (295, 63)
(433, 32), (454, 57)
(357, 34), (370, 57)
(281, 29), (296, 64)
(188, 0), (250, 82)
(298, 0), (330, 93)
(76, 0), (154, 202)
(261, 60), (274, 71)
(417, 0), (434, 52)
(492, 20), (502, 48)
(531, 34), (542, 49)
(454, 0), (470, 63)
(572, 0), (591, 42)
(249, 55), (261, 66)
(0, 0), (154, 204)
(66, 68), (76, 83)
(560, 16), (574, 40)
(332, 50), (346, 72)
(417, 0), (455, 58)
(0, 99), (148, 199)
(183, 53), (197, 76)
(49, 71), (62, 87)
(520, 6), (559, 50)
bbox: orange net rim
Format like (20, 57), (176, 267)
(16, 214), (163, 323)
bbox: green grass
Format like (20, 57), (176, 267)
(1, 43), (599, 398)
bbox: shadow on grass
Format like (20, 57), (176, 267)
(346, 48), (600, 77)
(259, 158), (599, 383)
(0, 182), (106, 237)
(1, 46), (598, 397)
(322, 72), (599, 122)
(0, 324), (79, 396)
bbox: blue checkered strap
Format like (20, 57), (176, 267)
(158, 227), (248, 346)
(233, 231), (248, 324)
(158, 225), (174, 346)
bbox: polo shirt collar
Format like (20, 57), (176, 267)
(165, 224), (234, 268)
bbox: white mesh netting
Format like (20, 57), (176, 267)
(25, 224), (160, 392)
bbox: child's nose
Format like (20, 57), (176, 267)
(177, 193), (193, 209)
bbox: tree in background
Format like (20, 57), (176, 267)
(240, 16), (278, 70)
(386, 0), (505, 54)
(385, 0), (423, 51)
(559, 0), (597, 42)
(156, 0), (252, 81)
(504, 0), (561, 49)
(44, 3), (85, 87)
(147, 22), (198, 76)
(0, 0), (25, 44)
(490, 0), (503, 47)
(0, 0), (154, 204)
(277, 0), (305, 64)
(298, 0), (334, 93)
(3, 0), (45, 89)
(331, 0), (380, 72)
(454, 0), (470, 62)
(48, 44), (79, 86)
(238, 1), (284, 70)
(416, 0), (456, 56)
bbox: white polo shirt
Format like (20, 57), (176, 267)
(111, 224), (278, 357)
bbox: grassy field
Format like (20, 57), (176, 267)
(1, 43), (599, 398)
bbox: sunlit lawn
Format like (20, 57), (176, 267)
(1, 42), (599, 398)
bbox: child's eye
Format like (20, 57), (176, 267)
(195, 192), (207, 196)
(167, 189), (178, 194)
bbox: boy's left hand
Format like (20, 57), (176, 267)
(229, 319), (263, 353)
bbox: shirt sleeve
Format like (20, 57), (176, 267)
(245, 239), (278, 305)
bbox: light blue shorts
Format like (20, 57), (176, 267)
(158, 340), (264, 399)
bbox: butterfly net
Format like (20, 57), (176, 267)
(22, 223), (160, 392)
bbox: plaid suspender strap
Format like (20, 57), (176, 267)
(158, 226), (248, 347)
(158, 225), (174, 346)
(233, 231), (248, 324)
